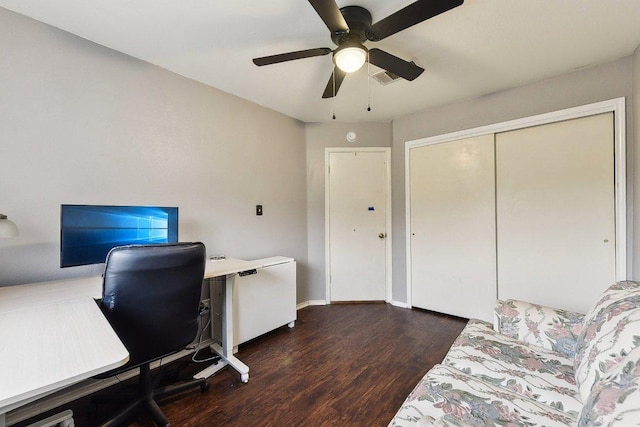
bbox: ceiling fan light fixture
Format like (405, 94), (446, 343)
(334, 44), (367, 73)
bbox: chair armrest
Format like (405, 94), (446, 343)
(494, 299), (584, 357)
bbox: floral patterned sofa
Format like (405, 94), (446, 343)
(389, 281), (640, 426)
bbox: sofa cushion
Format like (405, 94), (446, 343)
(574, 281), (640, 401)
(443, 319), (582, 417)
(389, 364), (577, 427)
(578, 345), (640, 426)
(494, 299), (584, 357)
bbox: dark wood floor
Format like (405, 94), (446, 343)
(19, 304), (467, 427)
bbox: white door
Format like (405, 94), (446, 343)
(409, 134), (497, 321)
(496, 112), (615, 312)
(326, 149), (389, 302)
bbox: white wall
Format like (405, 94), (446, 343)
(391, 58), (635, 303)
(0, 8), (308, 300)
(304, 122), (391, 302)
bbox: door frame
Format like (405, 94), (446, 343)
(405, 97), (627, 308)
(325, 147), (392, 303)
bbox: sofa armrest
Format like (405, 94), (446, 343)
(494, 299), (584, 357)
(416, 416), (473, 427)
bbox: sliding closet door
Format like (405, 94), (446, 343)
(496, 113), (615, 313)
(410, 134), (496, 321)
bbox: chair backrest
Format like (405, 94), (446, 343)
(99, 242), (206, 371)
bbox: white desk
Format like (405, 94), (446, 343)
(0, 257), (263, 425)
(0, 276), (102, 313)
(0, 279), (128, 427)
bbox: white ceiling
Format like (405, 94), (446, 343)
(2, 0), (640, 123)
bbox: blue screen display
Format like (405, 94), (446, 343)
(60, 205), (178, 268)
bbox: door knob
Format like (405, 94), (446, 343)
(378, 233), (386, 239)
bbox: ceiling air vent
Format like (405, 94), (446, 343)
(371, 69), (402, 86)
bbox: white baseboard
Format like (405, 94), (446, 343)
(299, 300), (407, 309)
(296, 300), (327, 310)
(390, 300), (409, 309)
(308, 299), (328, 306)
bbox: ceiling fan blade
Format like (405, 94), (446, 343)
(368, 0), (463, 41)
(368, 48), (424, 81)
(308, 0), (349, 33)
(253, 47), (332, 66)
(322, 66), (347, 98)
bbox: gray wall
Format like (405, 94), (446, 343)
(634, 46), (640, 285)
(0, 8), (308, 300)
(391, 58), (635, 303)
(304, 122), (392, 302)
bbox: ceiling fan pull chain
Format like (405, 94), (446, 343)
(367, 50), (371, 112)
(332, 67), (336, 120)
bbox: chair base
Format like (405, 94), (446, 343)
(94, 363), (209, 427)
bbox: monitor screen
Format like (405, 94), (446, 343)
(60, 204), (179, 268)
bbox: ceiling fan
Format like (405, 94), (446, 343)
(253, 0), (464, 98)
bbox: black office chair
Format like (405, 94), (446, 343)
(94, 242), (209, 427)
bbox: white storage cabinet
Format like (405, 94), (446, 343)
(212, 257), (296, 349)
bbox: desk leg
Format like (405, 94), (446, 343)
(1, 412), (6, 427)
(193, 274), (249, 383)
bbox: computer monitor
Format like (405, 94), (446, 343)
(60, 204), (179, 268)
